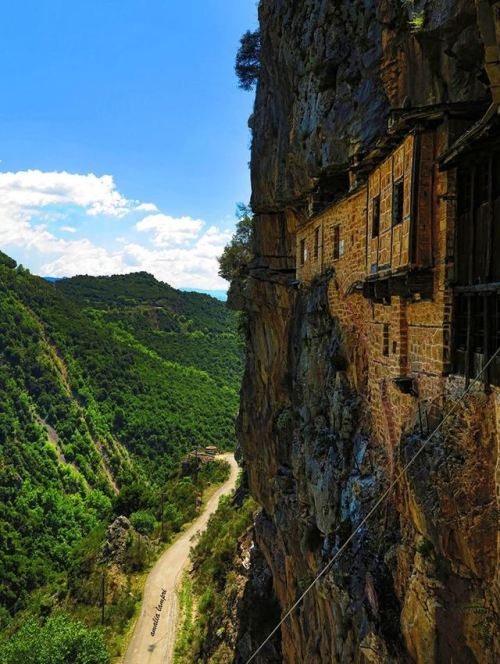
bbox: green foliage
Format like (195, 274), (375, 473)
(235, 30), (261, 91)
(0, 613), (109, 664)
(198, 459), (230, 486)
(175, 493), (257, 662)
(400, 1), (425, 32)
(191, 494), (256, 591)
(416, 537), (433, 559)
(130, 510), (156, 535)
(174, 578), (194, 663)
(0, 250), (17, 269)
(218, 203), (254, 283)
(409, 11), (425, 31)
(0, 257), (241, 630)
(123, 533), (152, 572)
(114, 481), (155, 517)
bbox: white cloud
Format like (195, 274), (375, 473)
(135, 214), (204, 246)
(0, 168), (232, 290)
(0, 170), (136, 217)
(122, 233), (232, 290)
(135, 202), (158, 212)
(41, 240), (129, 277)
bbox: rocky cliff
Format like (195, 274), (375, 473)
(232, 1), (499, 662)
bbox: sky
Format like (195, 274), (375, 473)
(0, 1), (257, 292)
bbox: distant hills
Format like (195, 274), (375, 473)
(43, 277), (228, 301)
(179, 287), (227, 301)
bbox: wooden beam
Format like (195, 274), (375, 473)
(468, 166), (476, 286)
(486, 154), (493, 282)
(409, 131), (421, 264)
(465, 294), (473, 387)
(484, 294), (491, 390)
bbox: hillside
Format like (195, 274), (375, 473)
(0, 252), (240, 645)
(55, 272), (243, 387)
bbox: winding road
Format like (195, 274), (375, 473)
(123, 453), (239, 664)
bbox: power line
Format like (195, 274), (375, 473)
(245, 347), (500, 663)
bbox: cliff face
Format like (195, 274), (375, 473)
(250, 0), (486, 212)
(234, 1), (499, 662)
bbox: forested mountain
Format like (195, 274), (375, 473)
(0, 251), (240, 650)
(55, 272), (242, 387)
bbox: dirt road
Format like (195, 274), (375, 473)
(123, 453), (239, 664)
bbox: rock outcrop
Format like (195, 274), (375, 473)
(250, 0), (487, 213)
(233, 1), (499, 662)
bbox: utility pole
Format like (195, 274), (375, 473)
(194, 447), (199, 483)
(101, 568), (106, 626)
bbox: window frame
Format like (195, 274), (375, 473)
(372, 194), (380, 238)
(314, 226), (320, 259)
(333, 224), (343, 261)
(392, 178), (404, 226)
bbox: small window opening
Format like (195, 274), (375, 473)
(392, 179), (404, 226)
(333, 225), (344, 260)
(300, 239), (306, 266)
(372, 195), (380, 238)
(314, 227), (320, 259)
(383, 324), (390, 356)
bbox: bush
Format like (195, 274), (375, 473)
(0, 614), (109, 664)
(218, 204), (254, 283)
(130, 510), (156, 535)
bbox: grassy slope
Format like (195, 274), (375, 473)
(0, 255), (241, 639)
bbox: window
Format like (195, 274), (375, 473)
(333, 225), (344, 260)
(314, 227), (320, 259)
(392, 179), (404, 226)
(372, 195), (380, 238)
(300, 239), (306, 266)
(453, 293), (500, 385)
(383, 324), (390, 356)
(452, 151), (500, 386)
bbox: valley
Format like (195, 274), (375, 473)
(0, 252), (242, 662)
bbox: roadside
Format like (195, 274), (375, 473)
(121, 454), (239, 664)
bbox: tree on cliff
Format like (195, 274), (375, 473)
(218, 203), (253, 283)
(235, 30), (260, 91)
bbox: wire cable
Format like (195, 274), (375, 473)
(245, 346), (500, 663)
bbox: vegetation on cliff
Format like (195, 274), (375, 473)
(218, 203), (254, 285)
(174, 491), (258, 663)
(235, 30), (260, 91)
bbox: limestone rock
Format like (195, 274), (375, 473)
(235, 2), (499, 661)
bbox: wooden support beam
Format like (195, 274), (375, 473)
(484, 294), (491, 390)
(465, 294), (473, 387)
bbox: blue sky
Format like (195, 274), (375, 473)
(0, 1), (257, 290)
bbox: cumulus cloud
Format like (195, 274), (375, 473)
(135, 213), (204, 246)
(135, 202), (158, 212)
(0, 168), (232, 290)
(122, 226), (232, 289)
(0, 170), (136, 217)
(41, 240), (129, 277)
